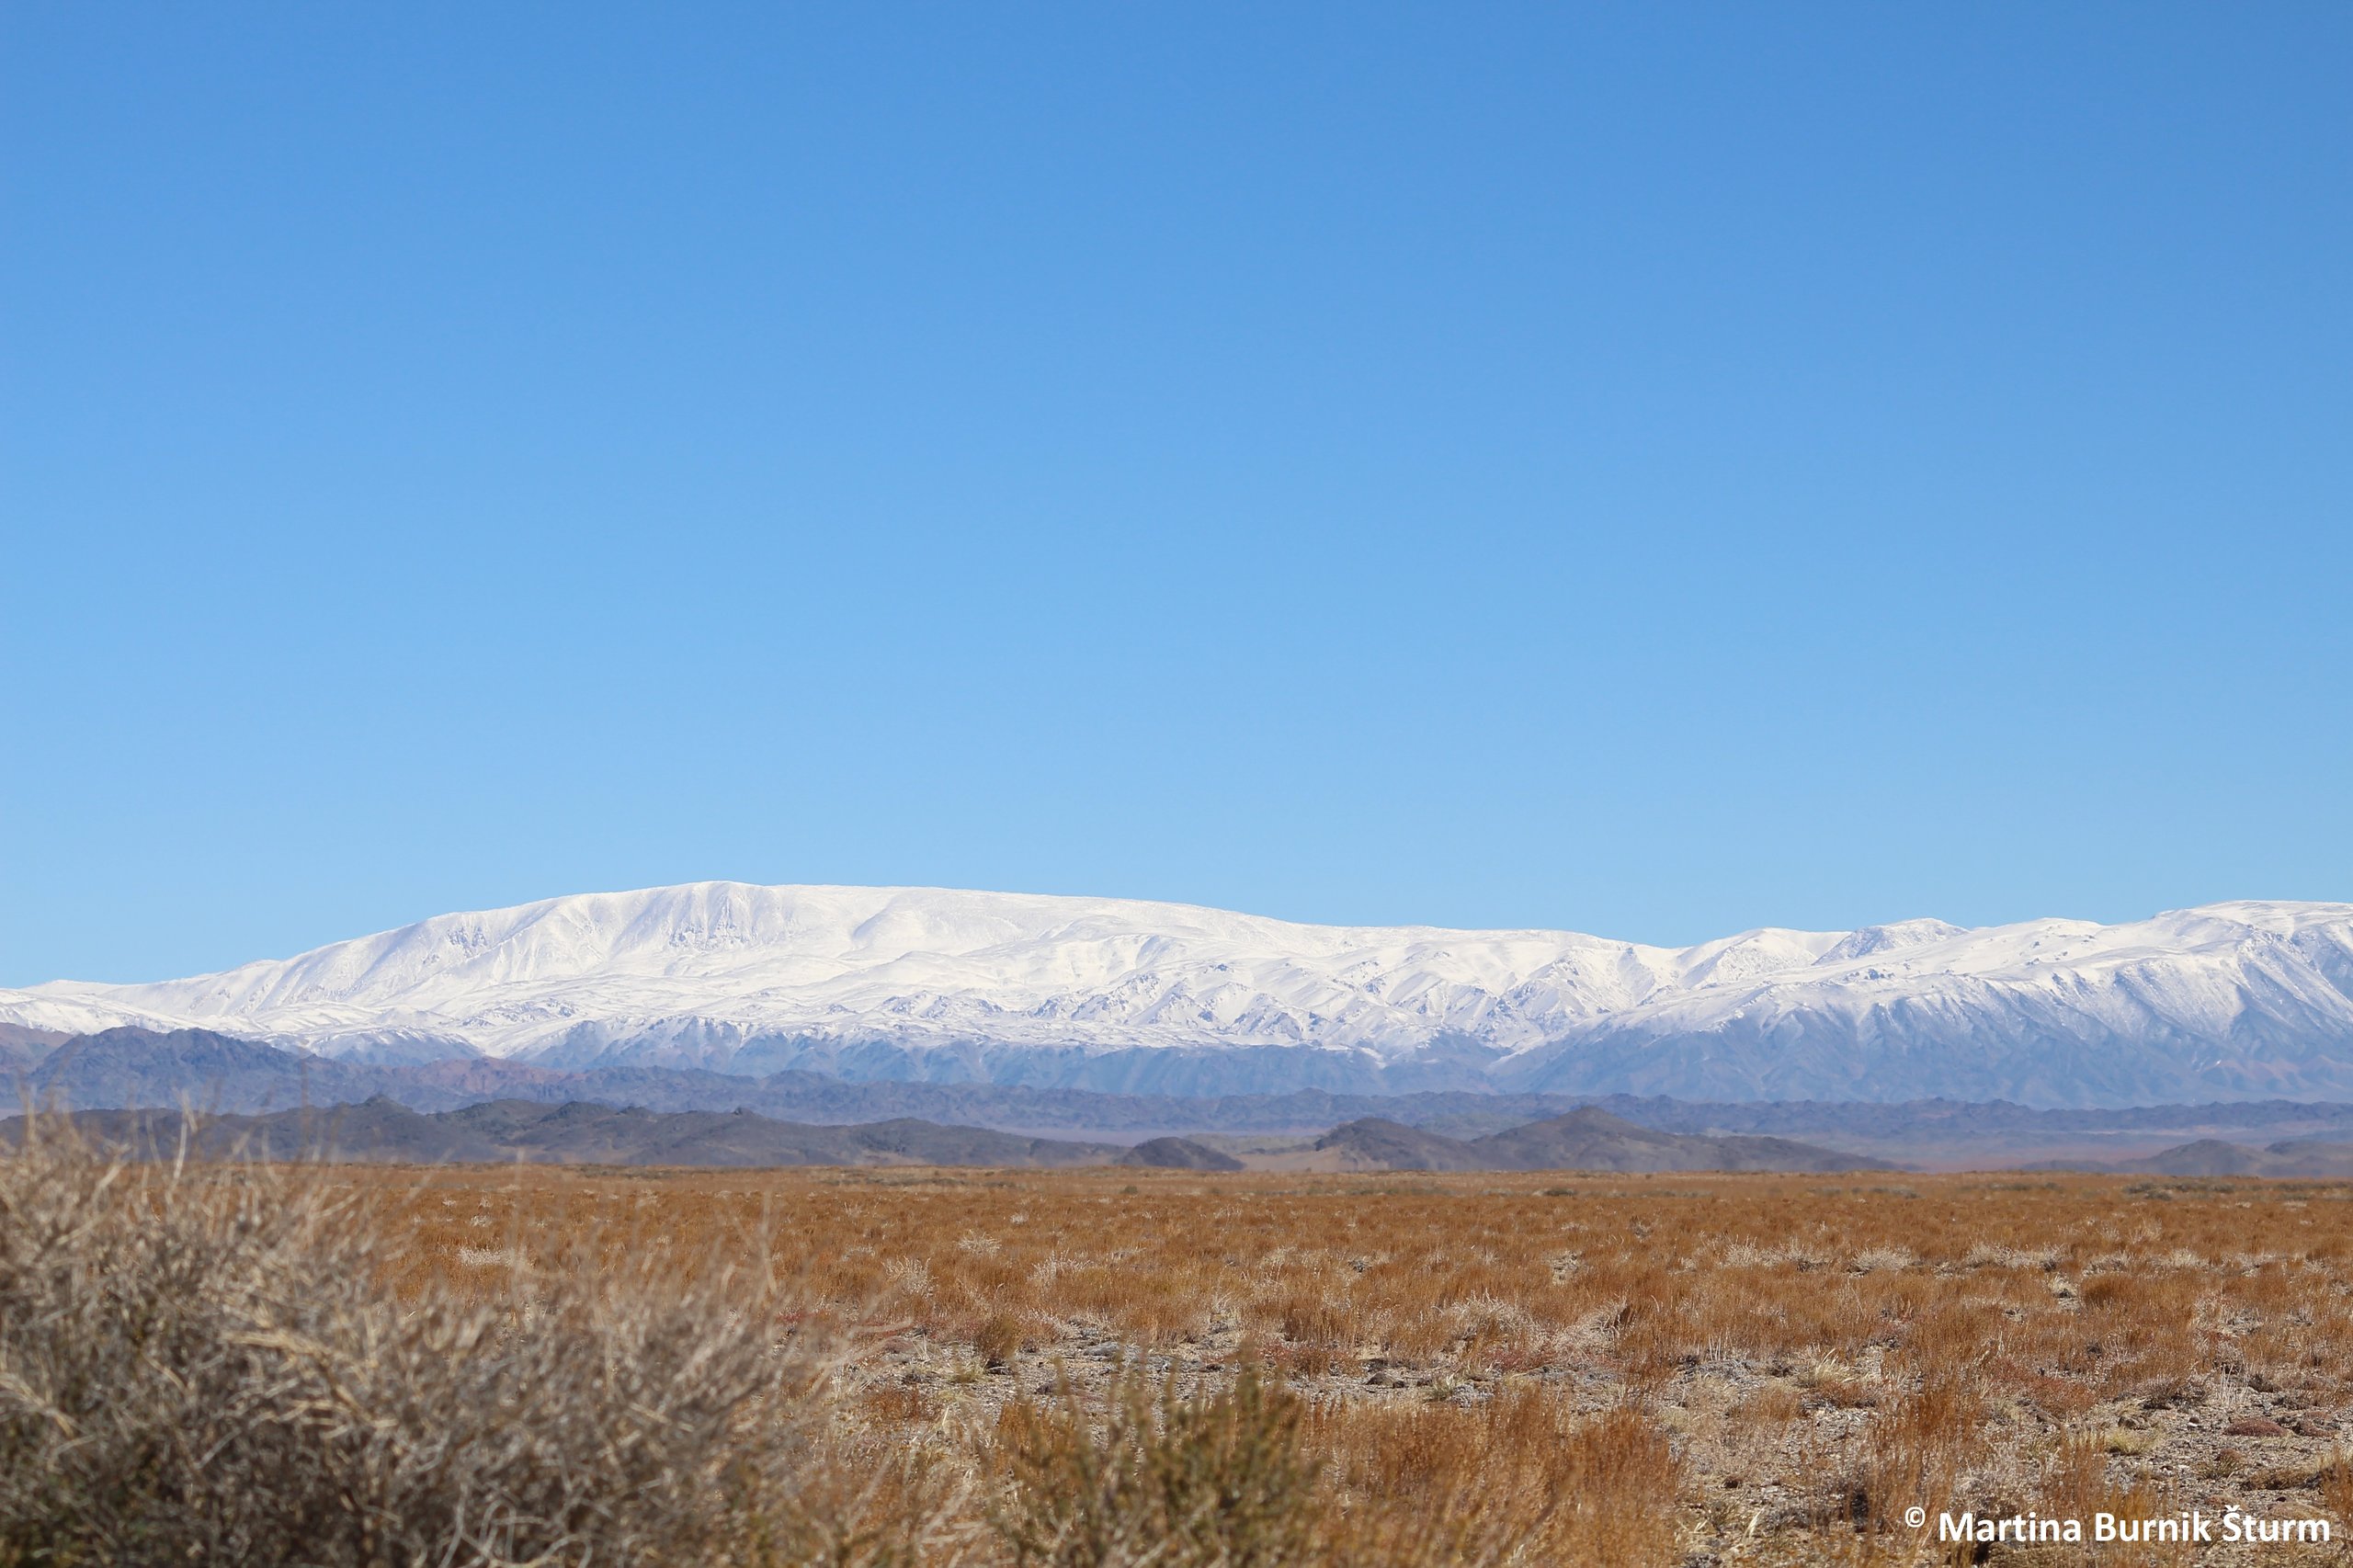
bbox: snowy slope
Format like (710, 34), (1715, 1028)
(6, 884), (2352, 1105)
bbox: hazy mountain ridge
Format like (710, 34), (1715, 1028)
(10, 1097), (1127, 1169)
(11, 1097), (1883, 1176)
(1310, 1108), (1893, 1174)
(2030, 1139), (2353, 1178)
(6, 884), (2352, 1106)
(25, 1027), (2353, 1171)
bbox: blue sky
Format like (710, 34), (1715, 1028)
(4, 4), (2348, 984)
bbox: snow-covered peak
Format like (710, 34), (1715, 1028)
(1815, 918), (1970, 965)
(7, 884), (2353, 1106)
(17, 882), (1688, 1056)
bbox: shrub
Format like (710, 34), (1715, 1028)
(0, 1119), (904, 1568)
(974, 1312), (1026, 1368)
(993, 1364), (1321, 1568)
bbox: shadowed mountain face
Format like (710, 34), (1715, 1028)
(0, 1024), (68, 1071)
(21, 1028), (382, 1111)
(1314, 1108), (1893, 1173)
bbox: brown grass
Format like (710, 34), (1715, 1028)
(13, 1141), (2353, 1563)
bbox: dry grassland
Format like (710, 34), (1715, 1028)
(329, 1163), (2353, 1566)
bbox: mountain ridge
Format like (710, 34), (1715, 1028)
(6, 883), (2352, 1107)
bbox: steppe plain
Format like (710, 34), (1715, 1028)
(361, 1160), (2353, 1566)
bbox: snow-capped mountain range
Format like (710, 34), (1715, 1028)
(8, 883), (2353, 1107)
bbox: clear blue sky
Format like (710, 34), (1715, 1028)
(4, 4), (2348, 985)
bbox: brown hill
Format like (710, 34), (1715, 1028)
(1118, 1136), (1245, 1171)
(1467, 1107), (1892, 1173)
(1313, 1108), (1893, 1173)
(1313, 1118), (1493, 1171)
(2044, 1137), (2353, 1177)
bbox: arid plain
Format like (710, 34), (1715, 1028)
(352, 1161), (2353, 1566)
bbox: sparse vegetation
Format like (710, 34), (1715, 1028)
(993, 1365), (1324, 1568)
(7, 1124), (2353, 1563)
